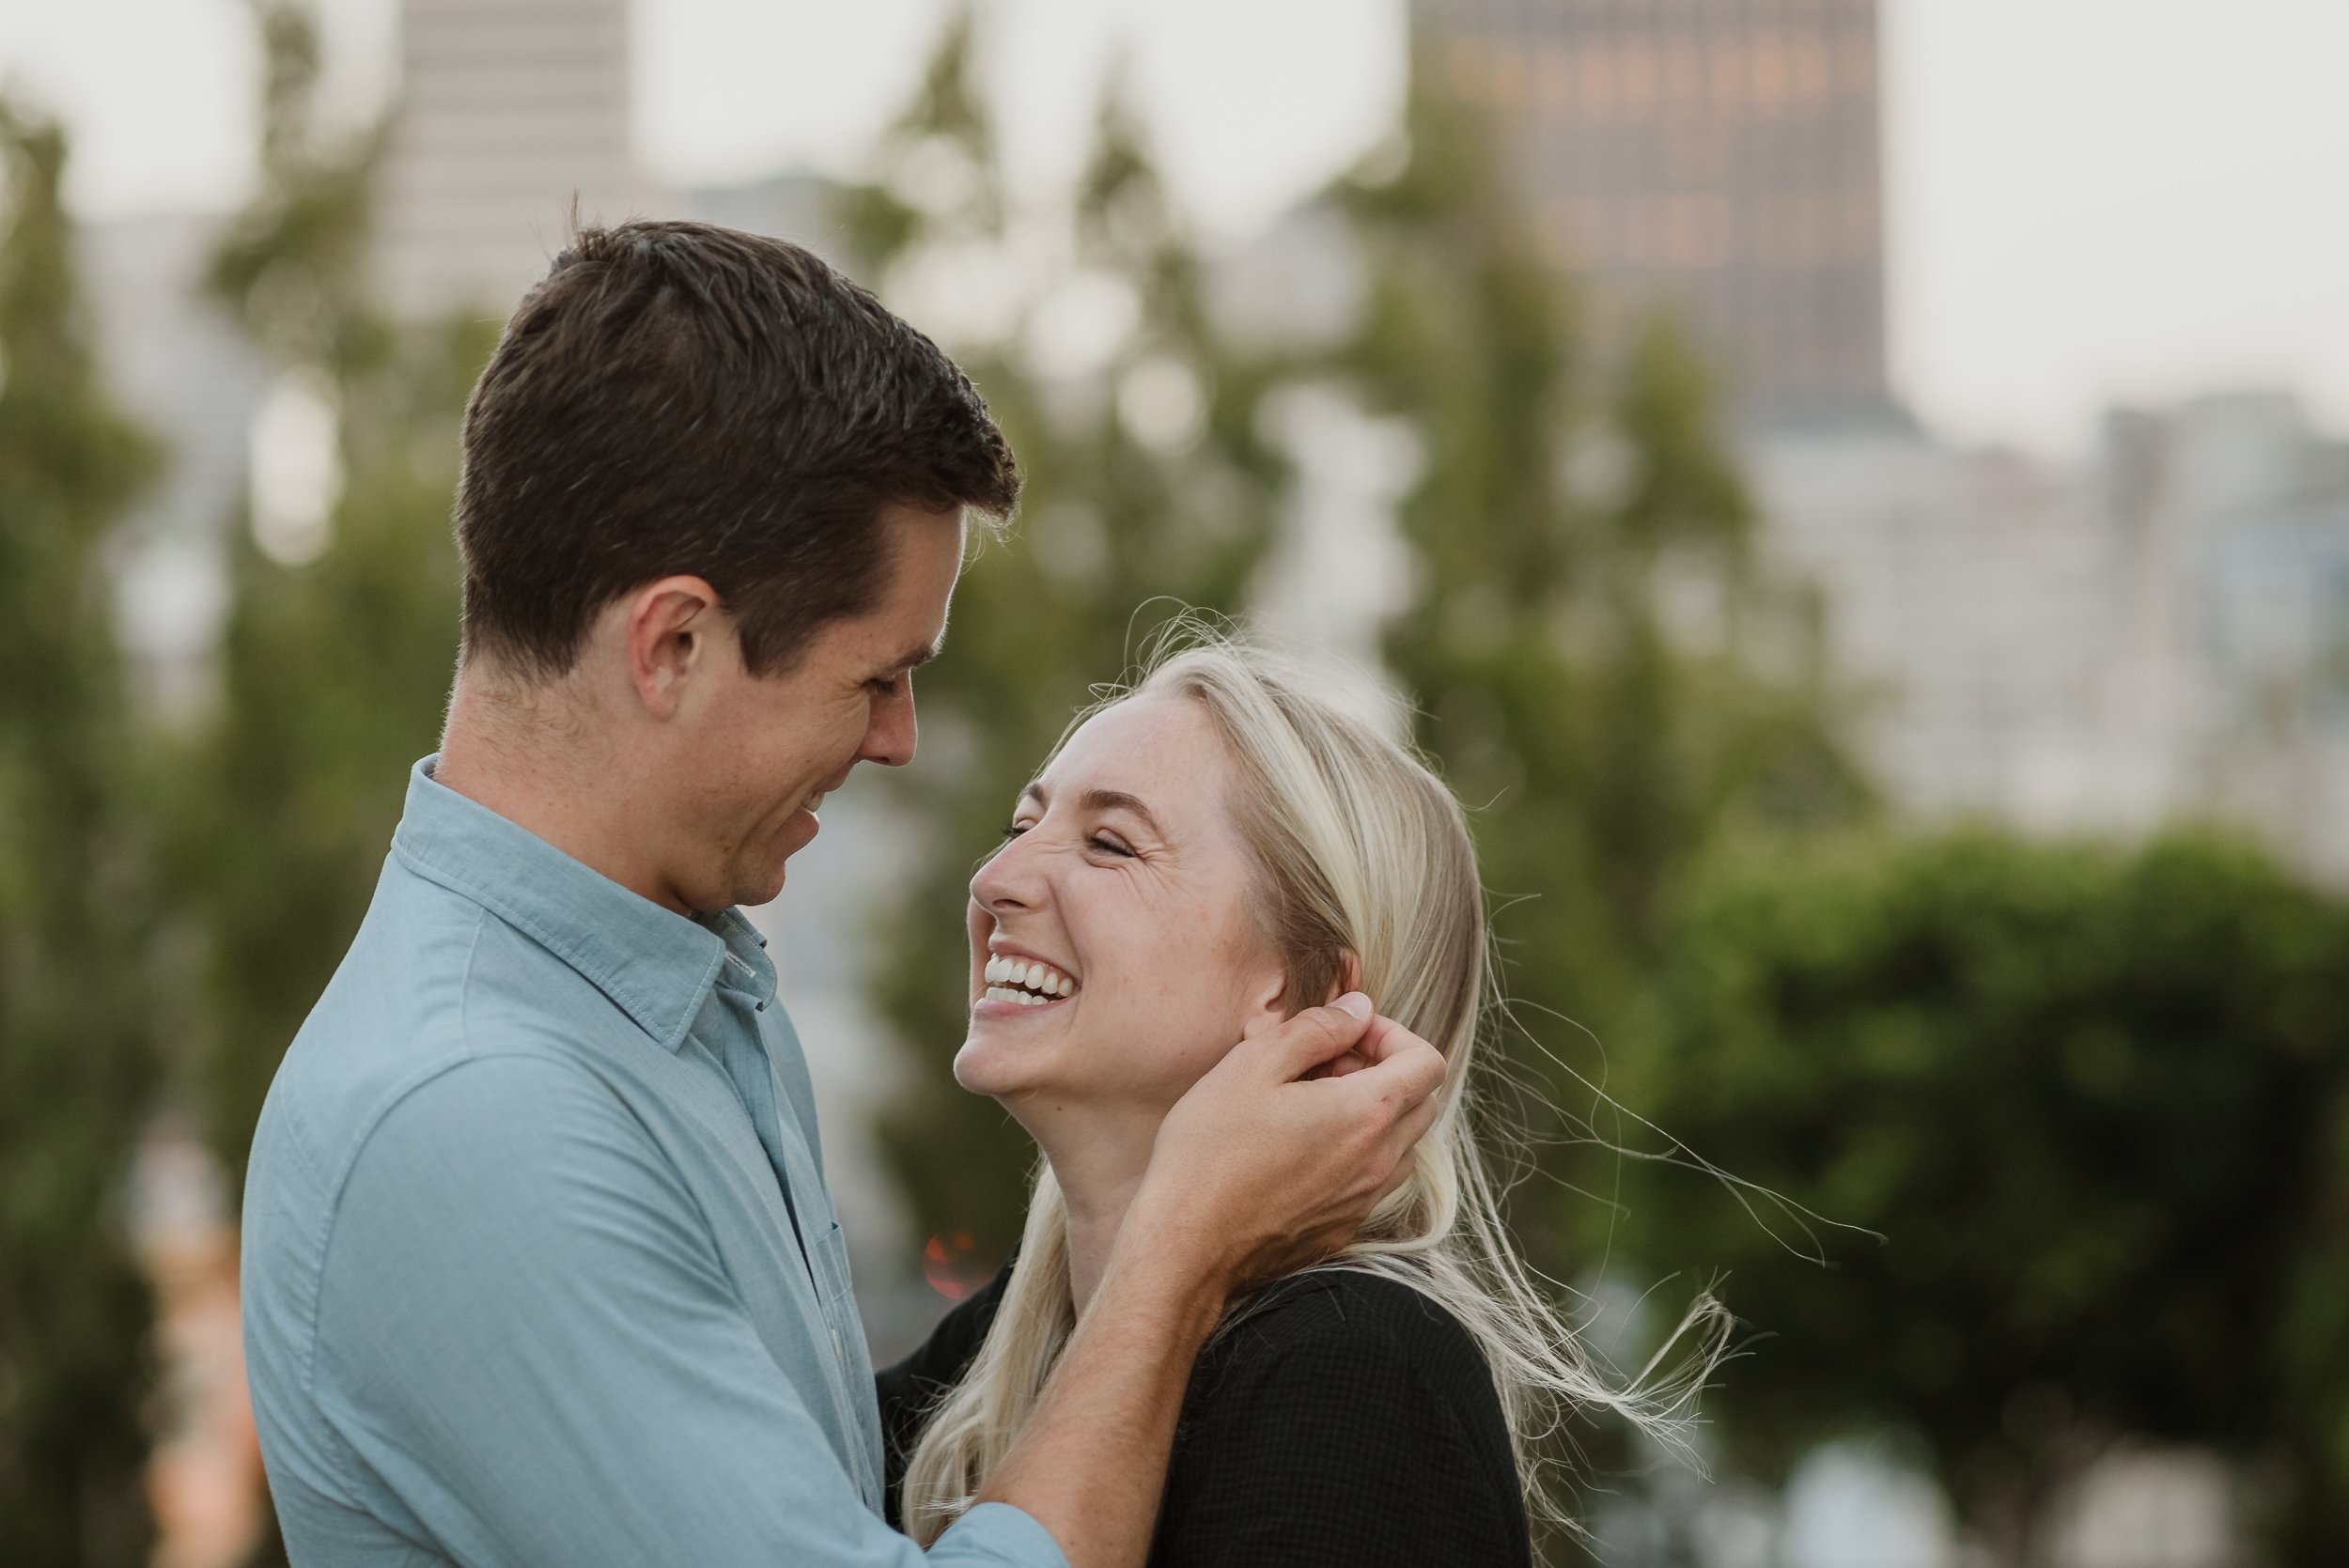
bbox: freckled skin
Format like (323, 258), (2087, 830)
(956, 696), (1294, 1137)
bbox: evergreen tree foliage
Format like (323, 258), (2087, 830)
(171, 1), (488, 1185)
(847, 13), (1296, 1259)
(1321, 64), (1864, 1287)
(0, 103), (163, 1567)
(1623, 828), (2349, 1564)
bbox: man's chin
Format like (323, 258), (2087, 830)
(736, 862), (789, 908)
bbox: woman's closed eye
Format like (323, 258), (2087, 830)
(997, 821), (1137, 858)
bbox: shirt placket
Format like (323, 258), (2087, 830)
(708, 975), (871, 1498)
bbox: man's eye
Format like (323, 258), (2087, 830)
(866, 675), (902, 697)
(1089, 834), (1135, 858)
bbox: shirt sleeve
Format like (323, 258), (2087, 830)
(1149, 1318), (1523, 1568)
(310, 1052), (1065, 1568)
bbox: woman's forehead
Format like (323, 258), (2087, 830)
(1033, 694), (1230, 813)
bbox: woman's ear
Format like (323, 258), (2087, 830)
(1241, 949), (1361, 1044)
(1240, 956), (1293, 1040)
(1300, 951), (1372, 1079)
(1323, 951), (1363, 1006)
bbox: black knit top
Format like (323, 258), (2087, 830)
(878, 1265), (1532, 1567)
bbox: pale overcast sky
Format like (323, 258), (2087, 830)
(3, 0), (2345, 458)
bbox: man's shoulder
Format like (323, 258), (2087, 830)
(256, 858), (634, 1205)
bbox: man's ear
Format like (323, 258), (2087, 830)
(621, 575), (726, 719)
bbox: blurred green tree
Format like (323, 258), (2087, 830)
(1622, 829), (2349, 1563)
(846, 13), (1297, 1261)
(171, 0), (486, 1185)
(1320, 59), (1865, 1339)
(0, 103), (163, 1566)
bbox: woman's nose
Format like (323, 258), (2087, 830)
(971, 831), (1044, 912)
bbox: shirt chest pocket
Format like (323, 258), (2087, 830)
(810, 1219), (853, 1315)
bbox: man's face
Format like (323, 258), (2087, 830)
(664, 502), (965, 912)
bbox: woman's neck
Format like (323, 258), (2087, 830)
(1030, 1107), (1160, 1314)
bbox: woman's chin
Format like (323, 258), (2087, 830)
(951, 1034), (1037, 1098)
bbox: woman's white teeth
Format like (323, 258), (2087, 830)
(982, 954), (1076, 1000)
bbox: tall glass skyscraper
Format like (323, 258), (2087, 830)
(374, 0), (651, 318)
(1420, 0), (1890, 424)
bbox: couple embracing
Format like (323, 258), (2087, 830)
(242, 220), (1703, 1568)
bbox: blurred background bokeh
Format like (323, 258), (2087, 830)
(3, 1), (2345, 1564)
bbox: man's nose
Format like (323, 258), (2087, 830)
(860, 685), (917, 768)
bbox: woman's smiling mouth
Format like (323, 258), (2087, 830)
(980, 951), (1078, 1007)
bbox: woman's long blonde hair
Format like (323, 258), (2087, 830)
(902, 633), (1729, 1543)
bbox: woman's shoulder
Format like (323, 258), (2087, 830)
(1159, 1266), (1531, 1567)
(1209, 1266), (1492, 1386)
(1186, 1265), (1513, 1456)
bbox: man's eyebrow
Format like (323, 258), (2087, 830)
(882, 640), (943, 675)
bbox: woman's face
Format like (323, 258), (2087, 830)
(955, 693), (1290, 1126)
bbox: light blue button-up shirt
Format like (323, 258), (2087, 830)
(241, 757), (1064, 1568)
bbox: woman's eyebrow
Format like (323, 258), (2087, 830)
(1017, 784), (1162, 838)
(1077, 787), (1161, 837)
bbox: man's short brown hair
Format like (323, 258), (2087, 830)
(453, 220), (1019, 679)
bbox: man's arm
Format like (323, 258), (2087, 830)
(315, 1053), (1059, 1568)
(977, 995), (1447, 1568)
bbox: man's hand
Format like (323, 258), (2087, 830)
(974, 997), (1443, 1567)
(1125, 993), (1448, 1296)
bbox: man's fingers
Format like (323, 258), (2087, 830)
(1347, 1013), (1407, 1064)
(1368, 1094), (1444, 1205)
(1385, 1089), (1443, 1157)
(1254, 994), (1375, 1079)
(1348, 1014), (1448, 1076)
(1349, 1032), (1447, 1111)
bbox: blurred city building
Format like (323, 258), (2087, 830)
(1757, 391), (2349, 880)
(374, 0), (659, 318)
(684, 172), (839, 262)
(1421, 0), (1893, 427)
(1401, 0), (2349, 883)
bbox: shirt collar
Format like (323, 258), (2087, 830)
(391, 755), (777, 1049)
